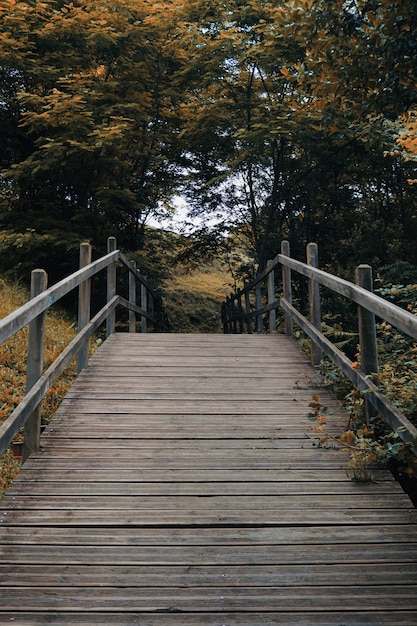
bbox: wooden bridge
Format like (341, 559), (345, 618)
(1, 239), (417, 624)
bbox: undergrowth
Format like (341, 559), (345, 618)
(312, 344), (417, 502)
(297, 279), (417, 495)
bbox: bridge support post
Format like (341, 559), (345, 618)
(106, 237), (117, 338)
(267, 260), (277, 333)
(237, 289), (244, 333)
(356, 264), (378, 425)
(141, 278), (148, 333)
(148, 289), (154, 332)
(77, 242), (92, 373)
(307, 243), (322, 366)
(244, 285), (252, 333)
(129, 261), (137, 333)
(281, 240), (293, 337)
(255, 280), (264, 333)
(23, 269), (48, 462)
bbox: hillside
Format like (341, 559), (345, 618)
(136, 227), (243, 333)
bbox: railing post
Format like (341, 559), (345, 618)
(222, 302), (227, 333)
(23, 269), (48, 462)
(129, 261), (137, 333)
(224, 298), (229, 333)
(106, 236), (117, 338)
(356, 264), (379, 425)
(267, 259), (277, 333)
(77, 242), (92, 374)
(141, 278), (147, 333)
(307, 243), (322, 365)
(244, 285), (252, 334)
(229, 292), (237, 335)
(255, 279), (264, 333)
(281, 240), (293, 336)
(148, 289), (154, 331)
(237, 289), (244, 333)
(226, 296), (232, 333)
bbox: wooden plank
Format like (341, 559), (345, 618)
(2, 494), (412, 510)
(1, 522), (417, 540)
(10, 468), (395, 482)
(2, 562), (417, 587)
(1, 508), (415, 526)
(1, 585), (417, 611)
(7, 480), (403, 496)
(2, 543), (417, 565)
(1, 612), (416, 626)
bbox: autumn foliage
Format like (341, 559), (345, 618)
(0, 0), (416, 276)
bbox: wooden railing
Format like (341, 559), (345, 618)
(222, 240), (417, 451)
(0, 237), (168, 460)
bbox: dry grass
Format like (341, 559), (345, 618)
(162, 265), (234, 333)
(0, 278), (78, 497)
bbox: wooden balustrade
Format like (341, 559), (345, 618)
(223, 240), (417, 451)
(0, 237), (169, 460)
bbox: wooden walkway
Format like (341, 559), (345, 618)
(1, 333), (417, 625)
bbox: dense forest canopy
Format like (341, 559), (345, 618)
(0, 0), (416, 280)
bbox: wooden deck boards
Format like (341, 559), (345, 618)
(1, 333), (417, 625)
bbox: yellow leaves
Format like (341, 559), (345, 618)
(341, 430), (356, 444)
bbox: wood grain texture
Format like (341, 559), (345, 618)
(1, 332), (416, 624)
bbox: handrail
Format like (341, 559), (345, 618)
(0, 250), (120, 345)
(222, 241), (417, 452)
(0, 238), (169, 459)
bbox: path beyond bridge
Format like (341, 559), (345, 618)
(1, 333), (417, 624)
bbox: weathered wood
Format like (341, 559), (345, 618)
(2, 562), (417, 587)
(0, 249), (120, 344)
(141, 276), (147, 333)
(356, 264), (379, 425)
(106, 236), (117, 337)
(307, 242), (322, 365)
(77, 242), (92, 373)
(255, 280), (264, 333)
(0, 297), (120, 455)
(1, 585), (417, 611)
(128, 260), (137, 333)
(23, 269), (48, 462)
(1, 334), (417, 622)
(280, 298), (417, 448)
(0, 245), (165, 347)
(281, 240), (293, 336)
(0, 240), (167, 458)
(277, 252), (417, 339)
(1, 523), (412, 545)
(244, 284), (252, 333)
(7, 480), (402, 496)
(0, 612), (415, 626)
(267, 260), (276, 333)
(2, 542), (417, 565)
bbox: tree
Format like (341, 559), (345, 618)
(177, 0), (417, 274)
(0, 0), (416, 282)
(0, 0), (195, 277)
(290, 0), (417, 159)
